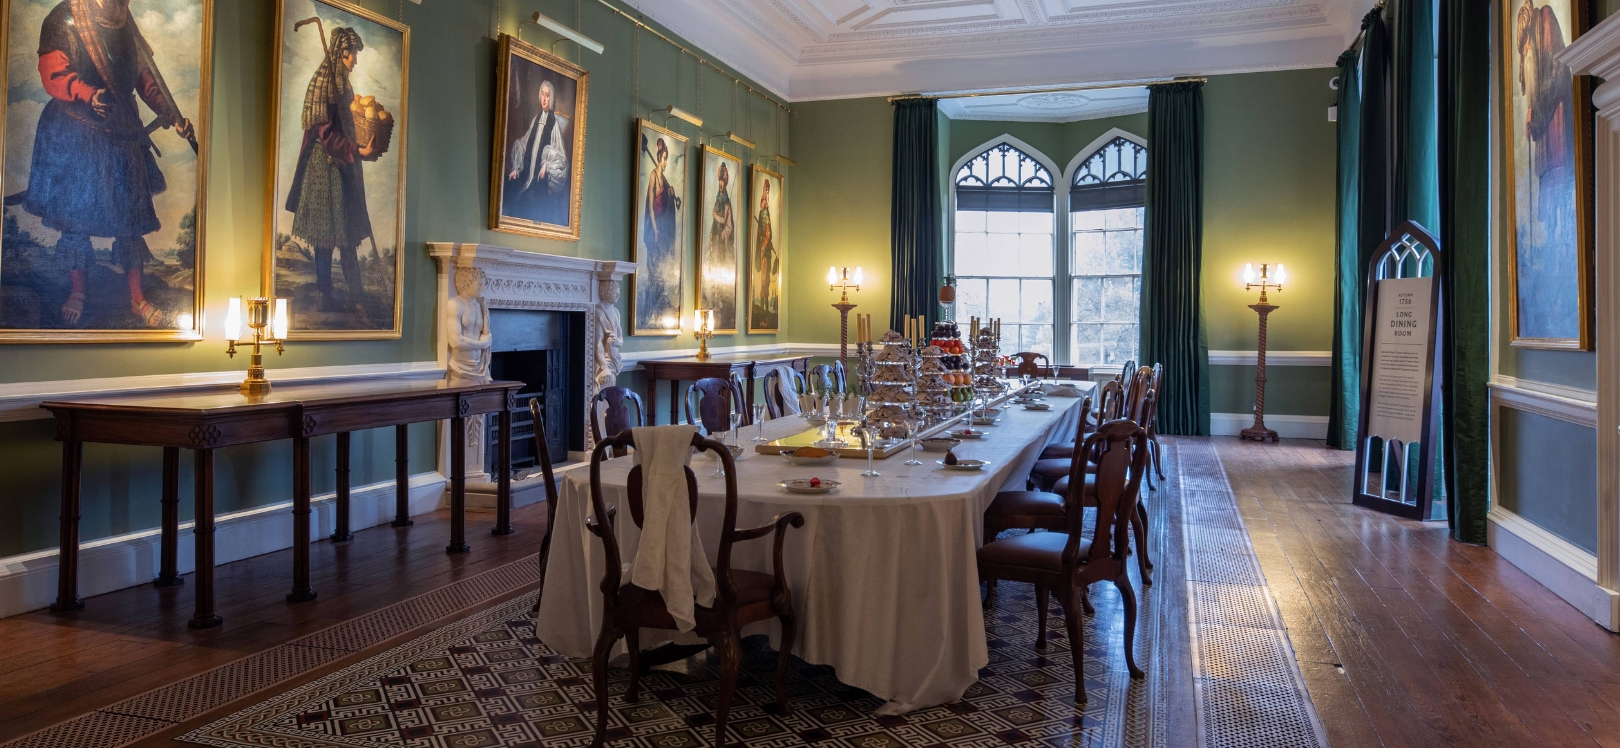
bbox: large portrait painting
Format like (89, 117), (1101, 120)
(698, 146), (741, 334)
(1502, 0), (1591, 349)
(491, 34), (587, 242)
(267, 0), (407, 339)
(0, 0), (212, 342)
(630, 119), (686, 336)
(748, 165), (783, 334)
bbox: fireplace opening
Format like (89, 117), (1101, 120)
(487, 309), (586, 475)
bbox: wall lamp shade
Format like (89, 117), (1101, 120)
(1242, 263), (1257, 285)
(662, 105), (702, 127)
(1242, 262), (1287, 287)
(224, 297), (242, 342)
(530, 11), (604, 54)
(1273, 263), (1288, 285)
(727, 131), (756, 149)
(272, 298), (290, 341)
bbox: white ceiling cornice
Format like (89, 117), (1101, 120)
(622, 0), (1361, 102)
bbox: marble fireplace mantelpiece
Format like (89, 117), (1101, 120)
(427, 242), (634, 510)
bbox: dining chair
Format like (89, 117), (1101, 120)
(763, 367), (808, 418)
(1006, 352), (1052, 380)
(529, 399), (561, 615)
(1038, 380), (1116, 461)
(809, 364), (837, 397)
(590, 386), (645, 457)
(1145, 363), (1166, 482)
(1050, 390), (1158, 586)
(584, 430), (805, 748)
(684, 377), (742, 435)
(977, 418), (1150, 703)
(986, 396), (1091, 541)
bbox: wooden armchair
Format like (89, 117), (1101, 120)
(809, 361), (847, 397)
(684, 377), (743, 435)
(763, 367), (808, 418)
(590, 386), (645, 457)
(977, 418), (1150, 704)
(1005, 351), (1052, 380)
(585, 430), (804, 748)
(529, 399), (561, 614)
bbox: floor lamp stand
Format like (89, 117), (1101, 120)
(833, 301), (857, 365)
(1241, 301), (1280, 443)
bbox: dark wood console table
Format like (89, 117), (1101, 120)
(640, 354), (810, 425)
(42, 378), (522, 629)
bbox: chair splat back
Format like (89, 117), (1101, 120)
(763, 368), (808, 418)
(684, 377), (740, 435)
(1067, 418), (1149, 566)
(591, 386), (646, 455)
(586, 430), (744, 604)
(1096, 379), (1126, 420)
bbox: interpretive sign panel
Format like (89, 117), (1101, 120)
(1366, 276), (1434, 446)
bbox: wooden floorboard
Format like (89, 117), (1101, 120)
(0, 504), (546, 742)
(1216, 437), (1620, 748)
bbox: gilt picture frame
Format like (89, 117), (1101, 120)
(0, 0), (214, 343)
(490, 33), (588, 243)
(1500, 0), (1592, 350)
(697, 146), (742, 335)
(265, 0), (408, 340)
(630, 118), (687, 336)
(747, 165), (783, 334)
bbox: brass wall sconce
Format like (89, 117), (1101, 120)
(225, 296), (289, 396)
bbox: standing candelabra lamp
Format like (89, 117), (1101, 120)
(224, 297), (290, 396)
(828, 266), (862, 364)
(1240, 263), (1286, 442)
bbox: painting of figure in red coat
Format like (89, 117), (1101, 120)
(0, 0), (210, 341)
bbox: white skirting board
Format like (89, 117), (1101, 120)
(1487, 508), (1620, 632)
(0, 472), (447, 620)
(1210, 412), (1329, 439)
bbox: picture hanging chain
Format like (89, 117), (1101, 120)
(493, 0), (500, 37)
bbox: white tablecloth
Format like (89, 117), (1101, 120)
(534, 386), (1091, 712)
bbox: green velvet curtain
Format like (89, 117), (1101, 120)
(1439, 0), (1490, 543)
(1329, 7), (1391, 450)
(889, 98), (942, 332)
(1392, 0), (1438, 231)
(1141, 81), (1209, 436)
(1329, 48), (1364, 450)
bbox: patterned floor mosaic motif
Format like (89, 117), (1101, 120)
(181, 563), (1167, 748)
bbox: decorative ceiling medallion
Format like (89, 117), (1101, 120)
(1018, 93), (1090, 110)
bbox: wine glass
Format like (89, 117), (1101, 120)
(901, 417), (924, 466)
(752, 403), (769, 441)
(861, 420), (883, 477)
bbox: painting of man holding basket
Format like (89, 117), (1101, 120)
(268, 0), (408, 338)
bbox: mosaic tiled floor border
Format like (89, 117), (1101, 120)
(1, 559), (542, 748)
(1177, 438), (1328, 748)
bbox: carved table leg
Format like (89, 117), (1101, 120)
(493, 408), (513, 536)
(331, 432), (353, 541)
(155, 447), (183, 586)
(447, 414), (470, 553)
(288, 436), (317, 602)
(52, 439), (85, 613)
(393, 424), (413, 526)
(190, 449), (222, 629)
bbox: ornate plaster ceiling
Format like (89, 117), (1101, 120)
(618, 0), (1361, 101)
(936, 86), (1151, 122)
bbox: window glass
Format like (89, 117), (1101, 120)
(953, 142), (1055, 358)
(1068, 139), (1146, 368)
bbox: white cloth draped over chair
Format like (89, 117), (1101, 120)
(625, 425), (715, 632)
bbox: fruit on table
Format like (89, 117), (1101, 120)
(944, 450), (959, 465)
(809, 477), (822, 487)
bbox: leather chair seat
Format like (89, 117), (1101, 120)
(1031, 458), (1071, 483)
(1050, 473), (1095, 499)
(977, 531), (1091, 573)
(986, 490), (1065, 518)
(1040, 443), (1075, 460)
(617, 568), (776, 629)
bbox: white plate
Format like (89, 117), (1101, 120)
(1023, 403), (1052, 411)
(782, 451), (838, 466)
(951, 429), (987, 439)
(936, 459), (989, 470)
(779, 478), (840, 494)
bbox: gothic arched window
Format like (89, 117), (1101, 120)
(1069, 137), (1146, 368)
(952, 142), (1056, 358)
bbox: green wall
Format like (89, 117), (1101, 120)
(1496, 408), (1599, 553)
(0, 0), (787, 559)
(792, 68), (1339, 417)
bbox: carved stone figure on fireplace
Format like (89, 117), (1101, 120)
(445, 266), (491, 386)
(594, 276), (624, 390)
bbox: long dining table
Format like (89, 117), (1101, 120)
(534, 382), (1093, 713)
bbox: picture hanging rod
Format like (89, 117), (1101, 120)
(887, 77), (1209, 103)
(592, 0), (792, 113)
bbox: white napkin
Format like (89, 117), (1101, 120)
(796, 394), (818, 415)
(775, 372), (804, 415)
(626, 425), (715, 632)
(1042, 384), (1084, 398)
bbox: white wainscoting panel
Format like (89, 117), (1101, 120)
(0, 472), (446, 619)
(1488, 508), (1619, 631)
(1207, 350), (1331, 367)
